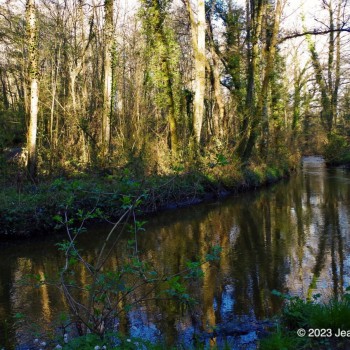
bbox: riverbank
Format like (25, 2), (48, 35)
(0, 159), (295, 238)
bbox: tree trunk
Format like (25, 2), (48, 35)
(102, 0), (114, 160)
(210, 48), (225, 138)
(304, 0), (341, 134)
(207, 8), (224, 138)
(242, 0), (283, 161)
(0, 69), (10, 110)
(194, 0), (206, 145)
(26, 0), (39, 179)
(185, 0), (206, 146)
(332, 0), (341, 128)
(159, 30), (179, 155)
(237, 0), (265, 159)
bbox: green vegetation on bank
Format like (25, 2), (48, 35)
(323, 133), (350, 166)
(260, 289), (350, 350)
(0, 154), (295, 237)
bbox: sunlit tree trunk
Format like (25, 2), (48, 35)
(102, 0), (114, 159)
(26, 0), (39, 179)
(207, 7), (224, 138)
(194, 0), (206, 145)
(185, 0), (206, 146)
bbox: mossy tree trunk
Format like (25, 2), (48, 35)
(236, 0), (265, 160)
(141, 0), (179, 156)
(305, 0), (342, 135)
(240, 0), (283, 162)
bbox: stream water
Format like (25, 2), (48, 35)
(1, 156), (350, 349)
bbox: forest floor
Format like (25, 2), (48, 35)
(0, 160), (294, 238)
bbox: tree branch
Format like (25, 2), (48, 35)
(279, 27), (350, 43)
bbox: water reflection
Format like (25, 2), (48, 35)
(1, 156), (350, 348)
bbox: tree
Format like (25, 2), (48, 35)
(140, 0), (180, 156)
(26, 0), (39, 179)
(206, 1), (245, 143)
(305, 0), (342, 134)
(235, 0), (266, 160)
(102, 0), (114, 160)
(237, 0), (284, 161)
(206, 1), (225, 139)
(184, 0), (206, 147)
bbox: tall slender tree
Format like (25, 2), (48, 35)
(26, 0), (39, 178)
(207, 2), (225, 138)
(184, 0), (206, 146)
(102, 0), (114, 159)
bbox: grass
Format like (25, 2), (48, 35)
(260, 290), (350, 350)
(259, 329), (302, 350)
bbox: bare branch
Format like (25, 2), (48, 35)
(280, 27), (350, 43)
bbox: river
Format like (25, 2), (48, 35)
(1, 156), (350, 349)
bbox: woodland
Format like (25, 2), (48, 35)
(1, 1), (350, 349)
(0, 0), (350, 233)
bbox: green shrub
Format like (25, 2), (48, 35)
(324, 133), (350, 165)
(260, 329), (301, 350)
(308, 298), (350, 330)
(264, 290), (350, 350)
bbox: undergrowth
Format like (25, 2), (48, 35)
(323, 133), (350, 165)
(0, 157), (293, 237)
(260, 288), (350, 350)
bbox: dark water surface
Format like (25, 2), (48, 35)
(1, 156), (350, 349)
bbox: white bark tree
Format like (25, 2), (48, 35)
(26, 0), (39, 178)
